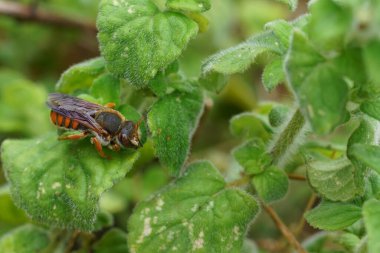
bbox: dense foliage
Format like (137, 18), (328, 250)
(0, 0), (380, 252)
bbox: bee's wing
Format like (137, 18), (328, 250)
(47, 93), (107, 134)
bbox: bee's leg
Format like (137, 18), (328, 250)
(58, 132), (88, 140)
(91, 137), (109, 159)
(104, 102), (116, 109)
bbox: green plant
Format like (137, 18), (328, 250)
(1, 0), (380, 252)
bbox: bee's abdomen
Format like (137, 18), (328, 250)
(50, 111), (80, 130)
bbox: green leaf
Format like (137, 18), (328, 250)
(262, 57), (285, 92)
(90, 73), (120, 105)
(0, 224), (49, 253)
(307, 0), (353, 51)
(252, 166), (289, 203)
(0, 70), (51, 136)
(275, 0), (298, 11)
(198, 72), (228, 94)
(93, 228), (128, 253)
(202, 31), (284, 76)
(286, 30), (349, 134)
(97, 0), (198, 87)
(1, 133), (139, 231)
(346, 117), (377, 197)
(93, 210), (114, 231)
(363, 199), (380, 253)
(233, 140), (271, 175)
(361, 98), (380, 120)
(363, 40), (380, 91)
(128, 161), (259, 253)
(0, 185), (28, 226)
(307, 158), (360, 201)
(264, 19), (293, 49)
(305, 200), (362, 231)
(350, 144), (380, 175)
(166, 0), (211, 12)
(339, 232), (361, 252)
(148, 90), (204, 175)
(56, 57), (106, 93)
(230, 112), (271, 141)
(268, 105), (290, 127)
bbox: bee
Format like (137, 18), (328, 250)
(47, 93), (142, 158)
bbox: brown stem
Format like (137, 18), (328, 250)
(263, 204), (307, 253)
(295, 193), (317, 236)
(288, 174), (306, 181)
(0, 1), (96, 32)
(64, 230), (80, 253)
(226, 174), (250, 188)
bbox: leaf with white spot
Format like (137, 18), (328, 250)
(128, 161), (259, 253)
(1, 133), (139, 231)
(97, 0), (198, 87)
(307, 158), (361, 201)
(0, 224), (49, 253)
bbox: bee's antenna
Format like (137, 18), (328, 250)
(135, 110), (148, 130)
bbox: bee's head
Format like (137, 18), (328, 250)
(118, 120), (142, 149)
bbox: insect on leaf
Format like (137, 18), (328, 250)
(1, 133), (139, 231)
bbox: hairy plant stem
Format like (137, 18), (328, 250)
(263, 204), (307, 253)
(270, 109), (306, 166)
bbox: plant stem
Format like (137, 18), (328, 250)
(263, 203), (307, 253)
(288, 173), (306, 181)
(270, 109), (306, 166)
(227, 174), (250, 188)
(0, 1), (96, 32)
(295, 193), (317, 236)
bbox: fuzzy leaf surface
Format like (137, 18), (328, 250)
(350, 144), (380, 175)
(97, 0), (198, 87)
(0, 224), (49, 253)
(305, 200), (361, 231)
(128, 161), (259, 253)
(286, 30), (348, 134)
(0, 70), (51, 136)
(202, 31), (284, 76)
(262, 57), (285, 92)
(363, 199), (380, 253)
(230, 112), (271, 141)
(148, 90), (204, 175)
(1, 133), (139, 231)
(252, 167), (289, 203)
(233, 140), (271, 175)
(361, 98), (380, 121)
(166, 0), (211, 12)
(307, 158), (360, 201)
(56, 57), (106, 94)
(307, 0), (352, 51)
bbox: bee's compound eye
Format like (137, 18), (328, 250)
(120, 121), (134, 136)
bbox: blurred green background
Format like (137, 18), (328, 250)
(0, 1), (323, 252)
